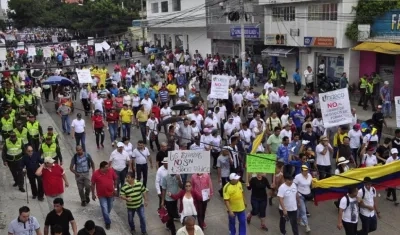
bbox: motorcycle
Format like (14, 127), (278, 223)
(318, 76), (340, 93)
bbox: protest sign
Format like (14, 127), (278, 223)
(52, 35), (58, 43)
(28, 46), (36, 56)
(209, 75), (230, 99)
(101, 41), (110, 50)
(70, 40), (78, 48)
(319, 88), (352, 128)
(43, 47), (52, 58)
(168, 150), (210, 174)
(88, 37), (94, 46)
(76, 69), (92, 84)
(0, 47), (6, 61)
(246, 153), (276, 174)
(17, 42), (25, 51)
(395, 96), (400, 127)
(94, 43), (103, 52)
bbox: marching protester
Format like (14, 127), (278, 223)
(161, 172), (183, 234)
(385, 148), (399, 206)
(293, 165), (312, 232)
(223, 173), (246, 235)
(109, 142), (131, 193)
(77, 220), (106, 235)
(71, 113), (87, 151)
(21, 145), (44, 201)
(357, 177), (380, 235)
(337, 187), (359, 235)
(246, 173), (271, 231)
(44, 198), (77, 235)
(8, 206), (42, 235)
(191, 172), (213, 230)
(278, 173), (300, 235)
(132, 140), (153, 188)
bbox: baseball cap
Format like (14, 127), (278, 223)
(117, 142), (124, 147)
(384, 81), (389, 85)
(377, 105), (382, 109)
(44, 157), (55, 164)
(391, 148), (398, 154)
(229, 173), (241, 180)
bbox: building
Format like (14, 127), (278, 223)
(256, 0), (359, 85)
(205, 0), (265, 59)
(145, 0), (211, 55)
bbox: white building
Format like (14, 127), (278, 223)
(258, 0), (359, 84)
(146, 0), (212, 55)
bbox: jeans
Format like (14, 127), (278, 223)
(382, 102), (392, 117)
(114, 168), (127, 194)
(138, 122), (146, 144)
(297, 195), (309, 225)
(61, 115), (70, 133)
(279, 209), (299, 235)
(108, 123), (118, 143)
(249, 73), (255, 86)
(359, 214), (377, 235)
(122, 123), (131, 138)
(342, 220), (357, 235)
(127, 205), (147, 233)
(74, 132), (86, 151)
(136, 163), (148, 187)
(99, 197), (114, 225)
(317, 164), (332, 179)
(228, 210), (246, 235)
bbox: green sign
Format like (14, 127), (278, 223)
(246, 154), (276, 174)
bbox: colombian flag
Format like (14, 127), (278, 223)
(312, 161), (400, 205)
(250, 130), (265, 154)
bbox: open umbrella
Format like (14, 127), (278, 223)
(171, 103), (192, 111)
(159, 116), (184, 127)
(42, 76), (73, 86)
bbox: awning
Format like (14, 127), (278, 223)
(352, 42), (400, 55)
(261, 47), (294, 57)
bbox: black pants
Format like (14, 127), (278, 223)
(139, 122), (147, 144)
(294, 82), (301, 95)
(358, 214), (377, 235)
(211, 150), (220, 167)
(317, 164), (332, 179)
(306, 82), (314, 92)
(94, 128), (105, 147)
(81, 99), (90, 113)
(342, 220), (358, 235)
(358, 88), (366, 106)
(8, 160), (24, 188)
(387, 187), (397, 201)
(197, 200), (208, 230)
(165, 200), (179, 235)
(136, 163), (148, 188)
(149, 134), (160, 151)
(218, 177), (229, 197)
(43, 89), (51, 101)
(279, 209), (299, 235)
(28, 173), (44, 198)
(363, 94), (375, 110)
(74, 132), (86, 151)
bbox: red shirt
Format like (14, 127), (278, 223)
(42, 164), (64, 196)
(104, 99), (113, 110)
(115, 97), (124, 109)
(91, 168), (117, 197)
(121, 69), (127, 79)
(106, 112), (119, 122)
(151, 106), (161, 121)
(91, 115), (104, 128)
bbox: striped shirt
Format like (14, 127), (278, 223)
(120, 181), (146, 209)
(159, 90), (169, 102)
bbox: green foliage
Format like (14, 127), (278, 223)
(345, 0), (400, 41)
(7, 0), (139, 36)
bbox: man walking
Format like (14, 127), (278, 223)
(120, 171), (149, 235)
(357, 177), (380, 235)
(71, 113), (86, 151)
(44, 198), (77, 235)
(8, 206), (42, 235)
(2, 132), (25, 192)
(32, 83), (43, 114)
(109, 142), (131, 193)
(224, 173), (246, 235)
(131, 140), (153, 188)
(70, 145), (95, 207)
(78, 220), (106, 235)
(277, 173), (299, 235)
(21, 145), (44, 201)
(337, 187), (359, 235)
(161, 173), (183, 235)
(91, 161), (118, 230)
(57, 100), (71, 134)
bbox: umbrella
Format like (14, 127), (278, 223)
(159, 116), (184, 127)
(31, 70), (44, 79)
(42, 76), (73, 86)
(171, 103), (192, 111)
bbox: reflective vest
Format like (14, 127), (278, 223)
(269, 71), (277, 80)
(24, 94), (34, 105)
(1, 117), (14, 131)
(41, 143), (57, 158)
(5, 92), (14, 104)
(6, 138), (23, 159)
(366, 83), (374, 94)
(43, 133), (58, 143)
(360, 77), (367, 89)
(14, 97), (25, 107)
(26, 121), (40, 136)
(9, 109), (16, 119)
(280, 70), (287, 78)
(13, 127), (28, 144)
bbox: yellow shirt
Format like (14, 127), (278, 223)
(333, 133), (348, 147)
(120, 109), (133, 123)
(259, 94), (269, 106)
(223, 182), (245, 212)
(136, 110), (148, 122)
(166, 84), (177, 95)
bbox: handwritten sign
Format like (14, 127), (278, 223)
(88, 37), (94, 46)
(246, 154), (276, 174)
(168, 150), (210, 174)
(319, 88), (352, 128)
(28, 46), (36, 56)
(94, 43), (103, 52)
(102, 41), (110, 50)
(76, 69), (92, 84)
(43, 47), (52, 58)
(210, 75), (230, 99)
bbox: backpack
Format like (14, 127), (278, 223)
(74, 153), (92, 169)
(361, 187), (375, 200)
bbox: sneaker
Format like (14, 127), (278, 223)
(306, 212), (311, 217)
(305, 225), (311, 232)
(268, 197), (273, 206)
(112, 143), (114, 147)
(246, 213), (252, 224)
(299, 221), (306, 227)
(32, 195), (37, 199)
(81, 201), (87, 207)
(202, 222), (207, 229)
(395, 201), (399, 206)
(38, 197), (44, 201)
(105, 224), (111, 230)
(12, 183), (18, 187)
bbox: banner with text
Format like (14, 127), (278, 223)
(210, 75), (230, 99)
(43, 47), (52, 58)
(246, 154), (276, 174)
(168, 150), (210, 174)
(28, 46), (36, 56)
(395, 96), (400, 127)
(76, 69), (92, 84)
(319, 88), (352, 128)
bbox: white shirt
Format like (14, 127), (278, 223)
(279, 129), (292, 142)
(132, 147), (150, 165)
(109, 149), (130, 171)
(93, 98), (104, 112)
(294, 173), (312, 195)
(155, 166), (168, 194)
(280, 95), (289, 106)
(141, 98), (153, 113)
(32, 87), (42, 98)
(277, 183), (298, 211)
(71, 119), (85, 133)
(316, 143), (332, 166)
(224, 122), (235, 136)
(160, 107), (172, 120)
(386, 156), (399, 164)
(233, 93), (244, 107)
(351, 114), (357, 126)
(122, 142), (133, 157)
(176, 225), (204, 235)
(264, 82), (273, 91)
(269, 91), (279, 103)
(190, 143), (205, 150)
(357, 186), (376, 217)
(339, 195), (359, 223)
(363, 134), (379, 144)
(200, 134), (214, 149)
(187, 114), (203, 130)
(123, 95), (132, 106)
(204, 116), (218, 130)
(146, 118), (159, 135)
(281, 114), (289, 127)
(218, 105), (227, 120)
(361, 154), (377, 167)
(132, 96), (140, 107)
(304, 69), (313, 83)
(239, 129), (252, 144)
(257, 64), (263, 74)
(348, 129), (362, 149)
(242, 78), (250, 87)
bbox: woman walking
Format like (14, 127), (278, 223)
(91, 109), (105, 149)
(168, 181), (202, 224)
(246, 173), (271, 231)
(191, 173), (213, 230)
(293, 165), (312, 233)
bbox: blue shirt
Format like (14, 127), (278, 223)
(138, 87), (148, 99)
(20, 152), (43, 174)
(148, 89), (156, 101)
(110, 87), (119, 97)
(290, 160), (310, 175)
(293, 73), (301, 83)
(290, 110), (304, 128)
(276, 144), (290, 164)
(289, 141), (302, 155)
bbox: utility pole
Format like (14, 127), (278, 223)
(239, 0), (246, 78)
(141, 0), (145, 45)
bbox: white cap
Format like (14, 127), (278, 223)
(229, 173), (241, 180)
(44, 157), (55, 164)
(203, 128), (211, 133)
(391, 148), (398, 154)
(117, 142), (124, 147)
(377, 105), (382, 109)
(384, 81), (389, 85)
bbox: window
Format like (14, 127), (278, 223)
(161, 1), (168, 13)
(151, 2), (159, 13)
(172, 0), (181, 12)
(308, 3), (338, 21)
(272, 6), (295, 22)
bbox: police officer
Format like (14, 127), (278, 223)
(0, 110), (14, 142)
(1, 132), (25, 192)
(269, 68), (277, 87)
(358, 74), (368, 106)
(39, 136), (63, 165)
(5, 104), (16, 120)
(364, 79), (376, 111)
(42, 126), (59, 145)
(280, 66), (288, 88)
(14, 120), (29, 148)
(4, 83), (15, 105)
(26, 114), (43, 152)
(24, 88), (37, 116)
(16, 106), (29, 126)
(12, 92), (25, 111)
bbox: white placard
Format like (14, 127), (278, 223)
(101, 41), (110, 50)
(319, 88), (352, 128)
(0, 47), (6, 61)
(43, 47), (52, 58)
(168, 150), (210, 174)
(94, 43), (103, 52)
(52, 36), (58, 43)
(28, 46), (36, 56)
(201, 188), (210, 201)
(76, 69), (92, 83)
(17, 42), (24, 51)
(209, 75), (230, 99)
(70, 40), (78, 48)
(395, 96), (400, 127)
(88, 37), (94, 46)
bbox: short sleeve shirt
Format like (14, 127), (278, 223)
(223, 182), (245, 212)
(8, 216), (40, 235)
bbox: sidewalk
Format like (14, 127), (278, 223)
(0, 108), (131, 234)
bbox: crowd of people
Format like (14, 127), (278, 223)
(0, 42), (399, 235)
